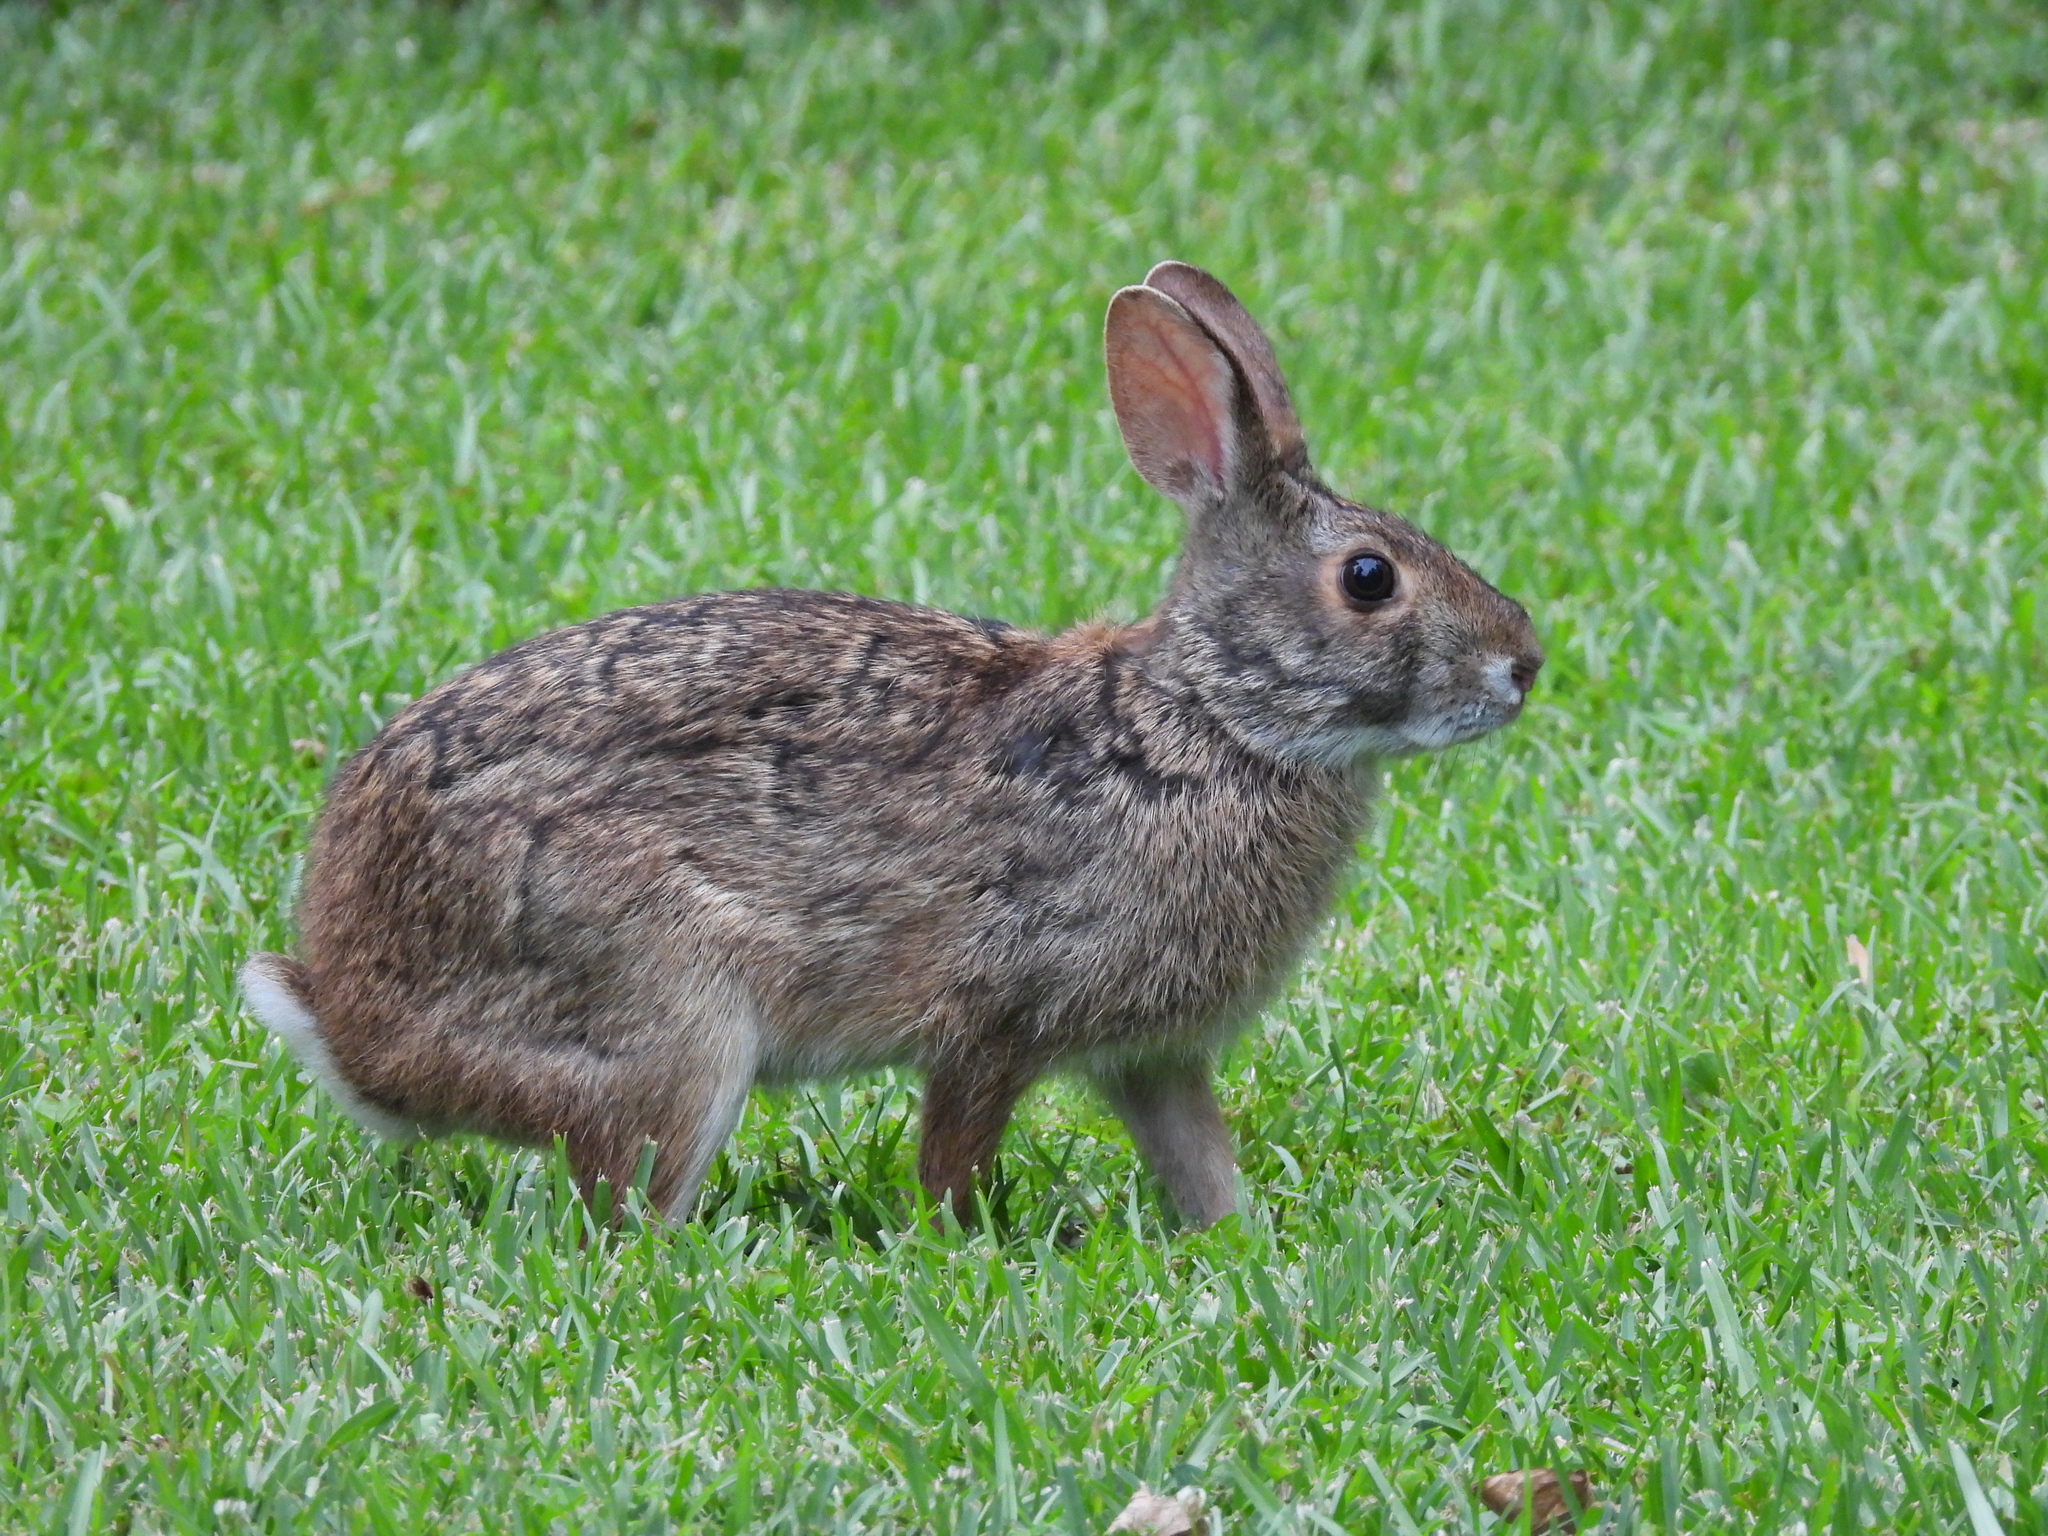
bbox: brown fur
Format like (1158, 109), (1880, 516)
(243, 264), (1541, 1228)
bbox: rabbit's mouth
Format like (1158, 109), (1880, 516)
(1250, 701), (1512, 765)
(1397, 694), (1527, 751)
(1303, 669), (1524, 758)
(1389, 652), (1537, 752)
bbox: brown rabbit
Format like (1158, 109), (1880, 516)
(242, 262), (1542, 1228)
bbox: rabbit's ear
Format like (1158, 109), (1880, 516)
(1143, 262), (1308, 475)
(1106, 285), (1259, 509)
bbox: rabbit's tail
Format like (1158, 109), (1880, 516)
(240, 952), (425, 1141)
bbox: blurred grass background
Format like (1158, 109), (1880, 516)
(2, 0), (2046, 1530)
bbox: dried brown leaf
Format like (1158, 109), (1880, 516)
(1475, 1469), (1596, 1532)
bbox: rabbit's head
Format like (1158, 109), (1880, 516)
(1108, 262), (1543, 767)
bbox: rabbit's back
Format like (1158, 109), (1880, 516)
(297, 589), (1366, 1109)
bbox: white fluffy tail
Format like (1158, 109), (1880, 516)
(240, 953), (423, 1141)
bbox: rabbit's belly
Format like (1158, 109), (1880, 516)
(752, 1012), (921, 1083)
(1041, 923), (1310, 1057)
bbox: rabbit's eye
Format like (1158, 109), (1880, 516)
(1339, 553), (1397, 607)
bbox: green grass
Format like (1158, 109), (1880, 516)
(3, 0), (2046, 1529)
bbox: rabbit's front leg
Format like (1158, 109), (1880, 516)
(915, 1051), (1037, 1221)
(1092, 1055), (1239, 1227)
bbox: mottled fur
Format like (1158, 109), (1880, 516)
(243, 263), (1541, 1228)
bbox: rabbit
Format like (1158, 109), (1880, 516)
(241, 261), (1542, 1229)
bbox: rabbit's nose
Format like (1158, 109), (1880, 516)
(1509, 653), (1542, 695)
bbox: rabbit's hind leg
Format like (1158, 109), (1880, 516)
(556, 977), (764, 1223)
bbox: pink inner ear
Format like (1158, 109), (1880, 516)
(1107, 292), (1238, 503)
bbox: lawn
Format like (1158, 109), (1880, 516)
(3, 0), (2046, 1530)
